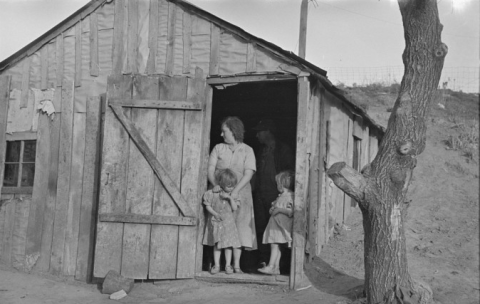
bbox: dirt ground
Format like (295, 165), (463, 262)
(1, 88), (478, 304)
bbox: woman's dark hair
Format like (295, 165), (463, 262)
(221, 116), (245, 143)
(215, 169), (238, 189)
(275, 170), (295, 191)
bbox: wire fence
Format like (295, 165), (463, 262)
(325, 66), (479, 93)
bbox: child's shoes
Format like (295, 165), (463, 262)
(225, 265), (234, 274)
(258, 265), (275, 275)
(210, 265), (220, 275)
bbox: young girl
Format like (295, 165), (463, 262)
(258, 170), (295, 275)
(202, 168), (241, 275)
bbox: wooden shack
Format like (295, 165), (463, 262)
(0, 0), (383, 289)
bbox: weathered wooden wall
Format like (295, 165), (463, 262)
(0, 0), (295, 281)
(305, 80), (381, 259)
(0, 0), (382, 283)
(0, 84), (101, 281)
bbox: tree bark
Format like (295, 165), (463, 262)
(327, 0), (446, 303)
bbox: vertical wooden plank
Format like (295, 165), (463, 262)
(35, 91), (61, 271)
(324, 119), (331, 244)
(75, 96), (101, 281)
(148, 76), (185, 279)
(25, 113), (50, 259)
(11, 198), (31, 270)
(120, 76), (157, 279)
(75, 23), (82, 87)
(1, 200), (15, 265)
(316, 92), (327, 253)
(343, 119), (354, 222)
(63, 110), (86, 275)
(126, 0), (139, 74)
(291, 76), (310, 290)
(93, 75), (132, 278)
(165, 2), (176, 76)
(20, 56), (31, 108)
(194, 83), (212, 274)
(369, 131), (378, 162)
(146, 0), (158, 74)
(306, 95), (320, 262)
(353, 116), (363, 139)
(0, 76), (11, 195)
(246, 43), (257, 73)
(0, 202), (5, 254)
(209, 24), (220, 75)
(112, 0), (126, 74)
(362, 126), (370, 168)
(41, 46), (49, 90)
(50, 80), (75, 275)
(89, 12), (99, 77)
(55, 34), (64, 87)
(182, 12), (192, 74)
(74, 97), (100, 279)
(177, 68), (205, 278)
(334, 116), (347, 225)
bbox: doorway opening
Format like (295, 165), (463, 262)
(201, 78), (298, 279)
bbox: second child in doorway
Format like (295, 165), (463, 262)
(202, 169), (241, 275)
(258, 170), (294, 275)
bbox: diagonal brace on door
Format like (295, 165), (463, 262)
(109, 104), (195, 217)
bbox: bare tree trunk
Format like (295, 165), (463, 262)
(327, 0), (447, 303)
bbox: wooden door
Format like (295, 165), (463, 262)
(93, 69), (206, 280)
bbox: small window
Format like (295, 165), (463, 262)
(352, 137), (361, 172)
(3, 140), (36, 193)
(351, 137), (362, 207)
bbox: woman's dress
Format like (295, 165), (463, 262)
(208, 143), (257, 250)
(262, 191), (293, 247)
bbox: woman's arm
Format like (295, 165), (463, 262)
(272, 207), (293, 217)
(207, 146), (219, 187)
(207, 164), (217, 187)
(231, 169), (254, 199)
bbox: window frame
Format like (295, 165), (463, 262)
(2, 131), (37, 194)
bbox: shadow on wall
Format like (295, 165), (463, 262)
(305, 257), (364, 301)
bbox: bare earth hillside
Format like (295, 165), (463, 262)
(313, 86), (479, 304)
(0, 86), (478, 304)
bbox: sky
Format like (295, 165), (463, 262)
(0, 0), (478, 91)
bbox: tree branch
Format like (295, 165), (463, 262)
(327, 162), (366, 203)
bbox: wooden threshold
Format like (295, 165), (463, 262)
(195, 271), (289, 286)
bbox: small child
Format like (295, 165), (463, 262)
(202, 169), (241, 275)
(258, 170), (294, 275)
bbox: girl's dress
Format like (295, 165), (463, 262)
(202, 190), (241, 249)
(208, 143), (257, 250)
(262, 191), (294, 247)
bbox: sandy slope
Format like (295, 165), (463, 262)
(314, 89), (479, 304)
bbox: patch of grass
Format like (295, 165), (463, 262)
(441, 90), (479, 121)
(444, 117), (479, 161)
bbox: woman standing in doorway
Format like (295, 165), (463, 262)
(208, 116), (257, 273)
